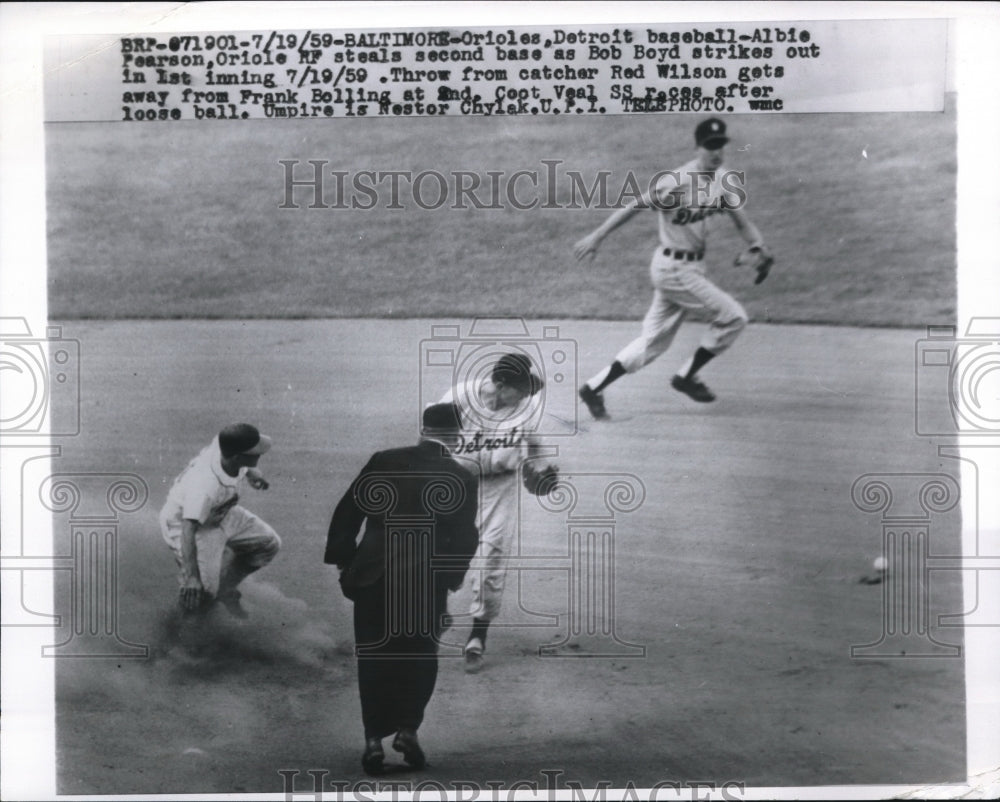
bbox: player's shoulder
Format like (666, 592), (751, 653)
(178, 443), (217, 480)
(653, 158), (699, 195)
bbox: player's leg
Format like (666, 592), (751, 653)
(668, 269), (748, 402)
(216, 506), (282, 617)
(579, 287), (685, 419)
(162, 515), (229, 607)
(465, 521), (509, 672)
(352, 581), (393, 774)
(388, 583), (444, 769)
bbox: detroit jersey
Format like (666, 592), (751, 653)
(439, 378), (537, 540)
(654, 157), (736, 253)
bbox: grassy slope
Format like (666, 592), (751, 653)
(45, 100), (956, 325)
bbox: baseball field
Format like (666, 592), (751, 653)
(41, 101), (966, 795)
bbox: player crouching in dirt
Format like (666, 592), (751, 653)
(159, 423), (281, 619)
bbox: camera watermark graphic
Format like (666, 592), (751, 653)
(915, 318), (1000, 436)
(419, 317), (577, 437)
(278, 159), (747, 212)
(0, 316), (80, 436)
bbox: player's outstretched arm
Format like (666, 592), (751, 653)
(729, 207), (774, 284)
(179, 518), (205, 610)
(728, 206), (765, 248)
(573, 194), (649, 261)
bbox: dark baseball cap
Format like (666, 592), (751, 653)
(492, 352), (544, 396)
(422, 402), (463, 434)
(695, 117), (729, 150)
(218, 423), (272, 458)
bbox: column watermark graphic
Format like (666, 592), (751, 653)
(39, 473), (149, 658)
(850, 473), (962, 658)
(534, 472), (647, 658)
(0, 318), (149, 658)
(852, 317), (1000, 659)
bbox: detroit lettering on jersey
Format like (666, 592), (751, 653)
(655, 161), (744, 253)
(453, 427), (524, 455)
(670, 204), (731, 226)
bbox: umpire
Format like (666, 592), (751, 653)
(325, 403), (479, 775)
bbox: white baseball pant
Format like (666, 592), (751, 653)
(615, 249), (748, 374)
(467, 518), (512, 622)
(160, 505), (281, 596)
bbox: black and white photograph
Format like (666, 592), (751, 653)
(1, 3), (998, 800)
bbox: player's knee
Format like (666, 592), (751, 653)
(481, 597), (502, 620)
(248, 532), (281, 568)
(720, 309), (748, 338)
(729, 304), (749, 330)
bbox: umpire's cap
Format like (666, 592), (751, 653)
(422, 402), (463, 435)
(219, 423), (272, 458)
(695, 117), (729, 150)
(492, 352), (544, 396)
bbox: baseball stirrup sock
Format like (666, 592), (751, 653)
(681, 348), (716, 380)
(468, 618), (490, 649)
(590, 361), (626, 393)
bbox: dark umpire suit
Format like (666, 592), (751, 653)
(325, 403), (479, 774)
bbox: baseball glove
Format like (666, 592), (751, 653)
(735, 244), (774, 285)
(523, 462), (560, 496)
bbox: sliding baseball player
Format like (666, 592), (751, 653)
(159, 423), (281, 618)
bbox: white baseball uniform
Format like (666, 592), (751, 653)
(159, 436), (281, 596)
(613, 159), (748, 374)
(440, 379), (537, 621)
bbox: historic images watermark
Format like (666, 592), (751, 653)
(278, 768), (747, 801)
(278, 159), (748, 212)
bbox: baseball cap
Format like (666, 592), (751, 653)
(218, 423), (272, 458)
(695, 117), (729, 150)
(492, 352), (544, 396)
(422, 402), (463, 435)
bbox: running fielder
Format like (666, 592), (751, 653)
(159, 423), (281, 618)
(439, 352), (557, 673)
(575, 117), (774, 418)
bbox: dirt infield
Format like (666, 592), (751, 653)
(47, 319), (964, 794)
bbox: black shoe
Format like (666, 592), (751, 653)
(579, 385), (609, 420)
(392, 728), (427, 769)
(361, 737), (385, 775)
(670, 374), (716, 403)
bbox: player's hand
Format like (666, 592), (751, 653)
(179, 576), (206, 611)
(573, 232), (601, 261)
(247, 471), (269, 490)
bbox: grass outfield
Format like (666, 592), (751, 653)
(45, 102), (955, 325)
